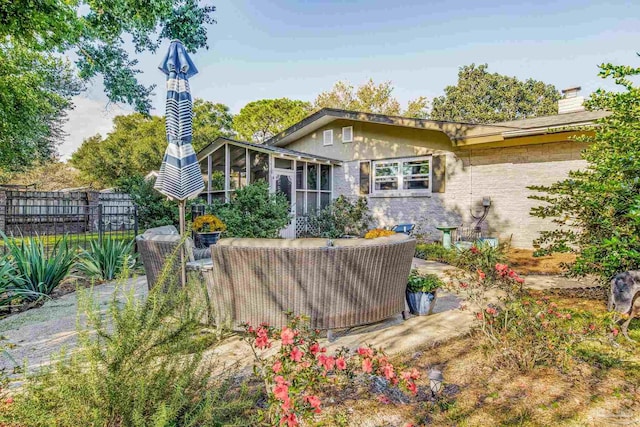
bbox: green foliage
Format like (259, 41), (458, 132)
(430, 63), (560, 123)
(0, 44), (82, 172)
(116, 175), (178, 230)
(479, 296), (607, 372)
(314, 79), (429, 118)
(192, 99), (235, 152)
(71, 99), (233, 187)
(1, 0), (215, 114)
(406, 270), (443, 293)
(307, 196), (372, 238)
(210, 182), (291, 238)
(415, 243), (455, 263)
(1, 263), (257, 426)
(1, 233), (76, 301)
(233, 98), (312, 143)
(529, 61), (640, 279)
(77, 237), (136, 281)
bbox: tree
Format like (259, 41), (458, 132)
(1, 0), (215, 114)
(192, 99), (234, 151)
(233, 98), (311, 143)
(0, 162), (85, 190)
(0, 44), (82, 172)
(528, 61), (640, 280)
(313, 79), (429, 118)
(430, 64), (560, 123)
(116, 175), (178, 229)
(70, 100), (233, 187)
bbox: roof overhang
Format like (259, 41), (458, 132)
(265, 108), (505, 147)
(197, 137), (342, 165)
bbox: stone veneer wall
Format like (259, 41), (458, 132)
(332, 141), (586, 249)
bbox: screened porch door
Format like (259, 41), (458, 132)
(273, 169), (296, 238)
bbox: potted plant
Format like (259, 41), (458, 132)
(406, 270), (443, 316)
(192, 214), (226, 247)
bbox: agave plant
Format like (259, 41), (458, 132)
(1, 233), (77, 301)
(77, 237), (136, 281)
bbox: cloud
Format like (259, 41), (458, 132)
(59, 96), (132, 161)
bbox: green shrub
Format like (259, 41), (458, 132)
(210, 181), (291, 238)
(480, 296), (605, 372)
(415, 242), (455, 263)
(1, 257), (258, 426)
(307, 196), (372, 238)
(1, 233), (76, 301)
(116, 174), (178, 229)
(406, 270), (443, 293)
(77, 237), (136, 281)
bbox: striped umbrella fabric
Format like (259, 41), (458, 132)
(154, 40), (204, 201)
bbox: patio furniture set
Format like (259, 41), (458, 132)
(136, 226), (416, 335)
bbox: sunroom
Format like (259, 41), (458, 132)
(196, 137), (342, 237)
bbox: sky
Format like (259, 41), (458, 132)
(60, 0), (640, 159)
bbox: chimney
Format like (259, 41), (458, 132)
(558, 86), (585, 114)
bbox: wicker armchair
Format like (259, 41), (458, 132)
(202, 235), (416, 331)
(136, 225), (210, 290)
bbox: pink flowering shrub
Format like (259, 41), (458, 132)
(243, 316), (420, 426)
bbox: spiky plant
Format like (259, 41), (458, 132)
(1, 233), (76, 301)
(77, 237), (136, 281)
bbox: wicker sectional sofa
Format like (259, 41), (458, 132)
(202, 233), (416, 331)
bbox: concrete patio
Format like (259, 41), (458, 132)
(0, 259), (599, 377)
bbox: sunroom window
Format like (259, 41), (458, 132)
(372, 156), (431, 195)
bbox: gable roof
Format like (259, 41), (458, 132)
(265, 108), (610, 148)
(197, 137), (342, 165)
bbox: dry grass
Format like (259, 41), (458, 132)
(316, 295), (640, 427)
(507, 249), (577, 275)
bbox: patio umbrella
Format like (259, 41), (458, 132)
(155, 40), (204, 283)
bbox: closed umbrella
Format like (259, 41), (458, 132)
(155, 40), (204, 283)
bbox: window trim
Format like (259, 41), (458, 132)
(323, 129), (333, 146)
(371, 156), (432, 196)
(342, 126), (353, 143)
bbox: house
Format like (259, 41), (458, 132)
(196, 89), (608, 248)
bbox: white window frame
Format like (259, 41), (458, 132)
(342, 126), (353, 143)
(323, 129), (333, 146)
(371, 156), (432, 196)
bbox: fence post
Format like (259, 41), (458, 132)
(97, 204), (103, 245)
(0, 190), (5, 234)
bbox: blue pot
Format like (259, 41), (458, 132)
(197, 232), (221, 248)
(406, 290), (437, 316)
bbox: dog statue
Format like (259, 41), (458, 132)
(609, 270), (640, 342)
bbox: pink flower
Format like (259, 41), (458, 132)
(486, 307), (497, 316)
(476, 269), (486, 280)
(319, 355), (335, 371)
(304, 395), (322, 413)
(255, 335), (270, 349)
(401, 368), (420, 381)
(272, 360), (282, 373)
(281, 397), (292, 412)
(613, 328), (619, 337)
(460, 282), (469, 289)
(309, 342), (320, 355)
(382, 363), (395, 380)
(470, 246), (480, 254)
(357, 347), (374, 358)
(274, 382), (289, 401)
(274, 375), (287, 385)
(377, 395), (391, 404)
(362, 358), (373, 373)
(280, 412), (299, 427)
(290, 346), (304, 362)
(336, 357), (347, 370)
(406, 381), (418, 395)
(281, 327), (295, 346)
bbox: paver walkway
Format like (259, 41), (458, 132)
(0, 259), (599, 377)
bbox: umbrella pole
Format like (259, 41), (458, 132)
(179, 200), (187, 286)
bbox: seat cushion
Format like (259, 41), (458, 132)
(217, 238), (330, 248)
(141, 225), (179, 238)
(332, 233), (410, 247)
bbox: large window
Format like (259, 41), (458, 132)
(372, 156), (431, 195)
(295, 162), (332, 215)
